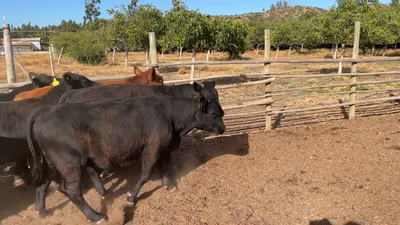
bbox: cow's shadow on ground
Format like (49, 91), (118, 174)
(309, 218), (361, 225)
(0, 173), (36, 221)
(98, 132), (250, 223)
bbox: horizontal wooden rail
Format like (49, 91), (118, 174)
(222, 98), (273, 110)
(267, 95), (400, 115)
(163, 72), (279, 84)
(275, 70), (400, 79)
(216, 77), (275, 90)
(143, 57), (400, 67)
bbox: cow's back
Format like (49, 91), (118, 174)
(60, 84), (168, 103)
(35, 98), (172, 162)
(13, 86), (54, 101)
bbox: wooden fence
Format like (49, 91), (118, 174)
(2, 22), (400, 136)
(141, 23), (400, 135)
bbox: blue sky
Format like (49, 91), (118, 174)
(2, 0), (392, 28)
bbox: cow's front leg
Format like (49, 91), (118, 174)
(126, 145), (159, 206)
(86, 167), (108, 198)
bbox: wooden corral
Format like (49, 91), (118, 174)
(2, 21), (400, 137)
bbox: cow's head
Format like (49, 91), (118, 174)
(193, 81), (224, 117)
(195, 97), (225, 134)
(62, 72), (101, 88)
(134, 67), (164, 85)
(29, 72), (62, 88)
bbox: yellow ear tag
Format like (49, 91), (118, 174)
(51, 78), (60, 86)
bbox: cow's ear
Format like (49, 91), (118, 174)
(51, 77), (60, 86)
(134, 66), (144, 76)
(29, 72), (38, 81)
(148, 68), (156, 80)
(63, 72), (74, 84)
(31, 77), (41, 88)
(193, 82), (203, 92)
(198, 97), (208, 112)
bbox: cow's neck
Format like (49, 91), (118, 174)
(44, 82), (72, 104)
(165, 84), (194, 98)
(168, 98), (199, 137)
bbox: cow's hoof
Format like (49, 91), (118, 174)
(96, 218), (107, 224)
(126, 201), (135, 207)
(36, 211), (49, 219)
(13, 179), (25, 187)
(165, 185), (179, 192)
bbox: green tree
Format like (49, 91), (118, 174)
(127, 4), (165, 55)
(83, 0), (101, 25)
(105, 5), (132, 65)
(214, 17), (249, 59)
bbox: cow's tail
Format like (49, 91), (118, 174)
(27, 106), (48, 185)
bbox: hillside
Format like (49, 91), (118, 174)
(226, 5), (327, 24)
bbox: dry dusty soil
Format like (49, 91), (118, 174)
(1, 113), (400, 225)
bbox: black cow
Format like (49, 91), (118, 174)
(0, 72), (100, 186)
(58, 81), (224, 117)
(0, 72), (61, 101)
(27, 96), (225, 222)
(58, 81), (224, 188)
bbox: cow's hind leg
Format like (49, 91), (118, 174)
(35, 176), (51, 218)
(61, 169), (107, 223)
(126, 145), (159, 206)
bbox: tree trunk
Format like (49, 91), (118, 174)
(331, 44), (334, 56)
(333, 43), (338, 59)
(395, 43), (397, 50)
(145, 51), (149, 65)
(301, 43), (304, 52)
(275, 46), (280, 59)
(337, 43), (345, 74)
(383, 44), (387, 57)
(125, 50), (128, 67)
(161, 51), (164, 58)
(372, 46), (375, 55)
(288, 45), (292, 55)
(179, 46), (183, 60)
(112, 48), (116, 62)
(206, 49), (210, 61)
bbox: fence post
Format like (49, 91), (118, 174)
(190, 52), (195, 84)
(49, 44), (55, 76)
(149, 32), (158, 66)
(264, 29), (272, 131)
(349, 21), (360, 120)
(3, 24), (17, 84)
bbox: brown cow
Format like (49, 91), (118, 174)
(13, 67), (163, 101)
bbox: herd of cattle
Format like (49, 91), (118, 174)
(0, 67), (226, 223)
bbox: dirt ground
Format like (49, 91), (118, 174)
(1, 112), (400, 225)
